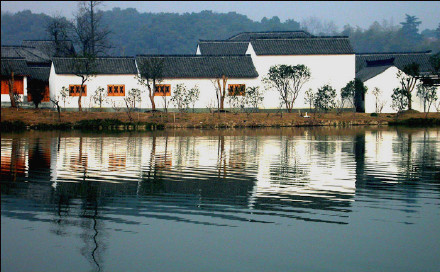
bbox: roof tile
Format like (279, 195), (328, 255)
(135, 55), (258, 78)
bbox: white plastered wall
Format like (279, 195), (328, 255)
(363, 66), (437, 113)
(49, 63), (144, 109)
(49, 62), (259, 110)
(153, 77), (260, 110)
(248, 45), (355, 109)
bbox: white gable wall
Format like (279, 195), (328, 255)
(363, 66), (436, 113)
(251, 54), (355, 109)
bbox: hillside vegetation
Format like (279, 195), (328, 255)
(1, 9), (439, 56)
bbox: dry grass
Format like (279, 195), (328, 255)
(1, 108), (439, 129)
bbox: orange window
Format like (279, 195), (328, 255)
(154, 84), (171, 96)
(1, 77), (24, 94)
(108, 85), (125, 96)
(228, 84), (246, 96)
(69, 85), (87, 96)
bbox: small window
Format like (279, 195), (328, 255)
(228, 84), (246, 96)
(69, 85), (87, 96)
(154, 84), (171, 96)
(108, 85), (125, 96)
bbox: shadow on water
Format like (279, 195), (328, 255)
(1, 126), (439, 271)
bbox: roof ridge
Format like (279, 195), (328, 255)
(53, 56), (136, 59)
(251, 36), (349, 41)
(22, 39), (73, 42)
(227, 30), (312, 40)
(1, 57), (27, 60)
(199, 40), (249, 43)
(2, 45), (36, 48)
(357, 50), (432, 55)
(136, 54), (251, 57)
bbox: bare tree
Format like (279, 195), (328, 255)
(397, 62), (420, 110)
(211, 75), (228, 111)
(372, 87), (386, 113)
(301, 17), (339, 35)
(70, 55), (97, 111)
(2, 61), (23, 108)
(50, 86), (69, 122)
(7, 71), (17, 108)
(46, 13), (74, 57)
(73, 1), (111, 56)
(136, 57), (164, 111)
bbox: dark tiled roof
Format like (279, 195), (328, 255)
(356, 51), (433, 73)
(22, 40), (75, 58)
(198, 41), (249, 55)
(52, 57), (138, 74)
(250, 37), (354, 55)
(135, 55), (258, 78)
(355, 65), (394, 82)
(1, 45), (51, 63)
(1, 58), (30, 76)
(28, 67), (51, 82)
(228, 31), (312, 41)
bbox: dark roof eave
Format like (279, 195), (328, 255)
(255, 52), (355, 56)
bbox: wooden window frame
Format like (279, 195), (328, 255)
(108, 85), (125, 96)
(69, 85), (87, 96)
(228, 84), (246, 96)
(154, 84), (171, 96)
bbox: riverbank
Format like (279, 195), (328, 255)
(1, 108), (439, 131)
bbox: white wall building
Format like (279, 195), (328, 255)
(356, 51), (439, 113)
(49, 55), (259, 110)
(11, 31), (436, 112)
(50, 57), (145, 109)
(197, 31), (356, 110)
(1, 58), (29, 105)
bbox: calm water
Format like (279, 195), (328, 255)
(1, 127), (440, 272)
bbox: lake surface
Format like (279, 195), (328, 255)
(1, 127), (440, 272)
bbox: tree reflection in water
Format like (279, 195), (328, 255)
(1, 127), (439, 271)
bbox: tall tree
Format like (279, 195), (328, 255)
(71, 54), (97, 111)
(46, 14), (73, 56)
(136, 57), (164, 111)
(212, 75), (228, 111)
(399, 14), (422, 47)
(73, 1), (111, 56)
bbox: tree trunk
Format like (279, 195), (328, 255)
(8, 72), (17, 108)
(78, 92), (83, 112)
(150, 94), (156, 111)
(216, 76), (228, 110)
(90, 1), (95, 55)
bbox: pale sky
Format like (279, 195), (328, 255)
(1, 1), (439, 30)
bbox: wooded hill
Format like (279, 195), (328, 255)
(1, 8), (439, 56)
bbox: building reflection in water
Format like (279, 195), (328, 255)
(1, 127), (439, 271)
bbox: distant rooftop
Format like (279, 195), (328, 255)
(356, 51), (433, 73)
(21, 40), (75, 58)
(228, 31), (313, 41)
(1, 58), (30, 76)
(1, 45), (51, 63)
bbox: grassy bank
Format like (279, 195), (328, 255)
(1, 108), (439, 131)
